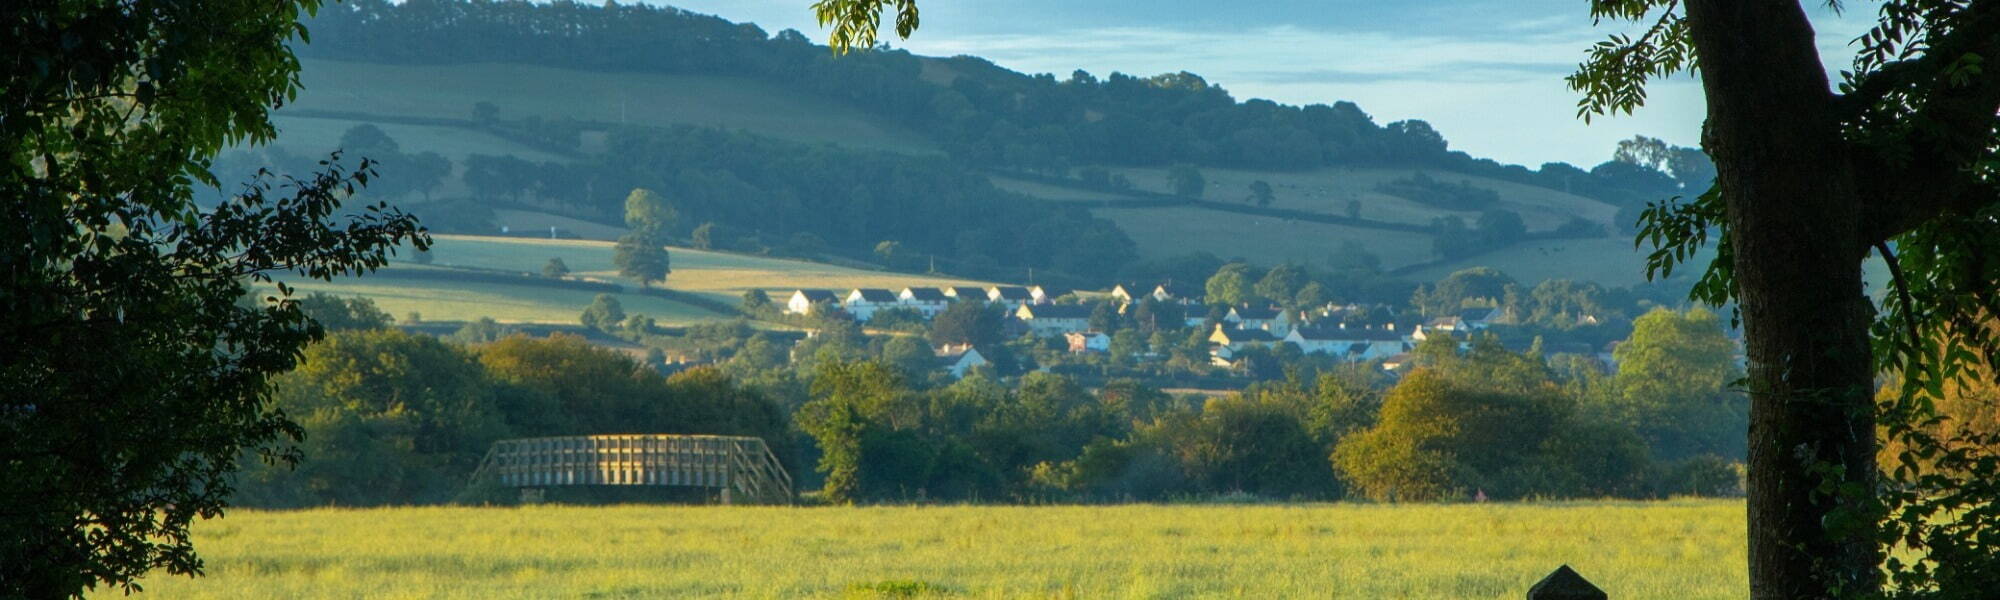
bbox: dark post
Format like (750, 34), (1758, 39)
(1527, 565), (1606, 600)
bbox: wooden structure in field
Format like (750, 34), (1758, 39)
(468, 434), (793, 504)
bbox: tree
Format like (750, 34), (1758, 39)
(580, 294), (626, 331)
(407, 152), (453, 201)
(1248, 180), (1274, 207)
(614, 233), (671, 287)
(1167, 164), (1206, 198)
(740, 289), (772, 313)
(691, 222), (718, 250)
(340, 124), (400, 156)
(1603, 308), (1746, 460)
(874, 240), (901, 264)
(1204, 263), (1255, 306)
(1253, 264), (1306, 309)
(472, 101), (500, 124)
(543, 258), (571, 279)
(1569, 2), (2000, 595)
(0, 3), (427, 595)
(930, 301), (1003, 347)
(296, 293), (395, 331)
(624, 188), (677, 238)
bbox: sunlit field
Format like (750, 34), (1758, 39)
(265, 234), (995, 325)
(124, 500), (1744, 599)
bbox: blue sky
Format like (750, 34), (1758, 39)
(658, 1), (1875, 168)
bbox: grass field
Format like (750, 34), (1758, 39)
(121, 501), (1745, 599)
(289, 59), (936, 154)
(271, 235), (994, 325)
(1098, 207), (1438, 269)
(1101, 166), (1619, 232)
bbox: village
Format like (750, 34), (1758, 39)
(774, 282), (1520, 379)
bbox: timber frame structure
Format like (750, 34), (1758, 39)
(468, 434), (793, 504)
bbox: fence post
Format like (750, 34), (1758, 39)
(1527, 565), (1606, 600)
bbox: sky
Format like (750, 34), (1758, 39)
(658, 1), (1877, 168)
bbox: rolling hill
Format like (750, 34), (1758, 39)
(274, 234), (995, 326)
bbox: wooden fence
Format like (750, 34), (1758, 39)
(467, 434), (793, 504)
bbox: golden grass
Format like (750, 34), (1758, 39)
(265, 235), (994, 325)
(122, 501), (1745, 599)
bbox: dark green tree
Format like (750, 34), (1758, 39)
(614, 233), (671, 288)
(580, 294), (626, 331)
(929, 301), (1003, 347)
(1248, 180), (1275, 207)
(542, 257), (571, 279)
(1167, 164), (1206, 198)
(0, 2), (427, 595)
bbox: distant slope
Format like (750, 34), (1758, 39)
(1097, 207), (1436, 269)
(1103, 166), (1619, 231)
(287, 59), (937, 155)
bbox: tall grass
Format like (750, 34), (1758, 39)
(123, 501), (1744, 599)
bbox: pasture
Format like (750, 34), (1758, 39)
(288, 59), (937, 154)
(1096, 206), (1438, 270)
(270, 235), (992, 325)
(122, 500), (1745, 599)
(1099, 165), (1619, 232)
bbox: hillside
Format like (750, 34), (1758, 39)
(274, 235), (996, 325)
(286, 59), (936, 154)
(250, 0), (1715, 294)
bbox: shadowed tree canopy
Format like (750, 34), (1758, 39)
(0, 0), (428, 596)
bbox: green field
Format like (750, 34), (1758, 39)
(1100, 166), (1619, 231)
(288, 59), (936, 154)
(274, 235), (994, 325)
(1098, 207), (1438, 269)
(120, 501), (1744, 599)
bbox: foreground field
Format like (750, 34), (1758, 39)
(125, 501), (1744, 599)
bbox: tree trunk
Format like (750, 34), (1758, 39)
(1684, 1), (1882, 597)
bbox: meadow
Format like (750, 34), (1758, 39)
(121, 501), (1745, 599)
(271, 235), (992, 325)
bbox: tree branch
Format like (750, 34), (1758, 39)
(1842, 1), (2000, 242)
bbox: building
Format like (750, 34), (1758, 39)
(987, 286), (1035, 308)
(1283, 325), (1409, 362)
(1015, 303), (1093, 336)
(785, 289), (840, 315)
(1208, 323), (1280, 351)
(1065, 331), (1110, 354)
(1457, 307), (1501, 330)
(1225, 306), (1296, 336)
(843, 288), (900, 321)
(943, 286), (988, 303)
(1028, 285), (1069, 305)
(936, 345), (989, 379)
(898, 287), (951, 317)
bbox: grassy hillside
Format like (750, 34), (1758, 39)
(272, 235), (997, 325)
(288, 59), (936, 154)
(1098, 207), (1438, 269)
(1105, 165), (1620, 231)
(124, 501), (1745, 599)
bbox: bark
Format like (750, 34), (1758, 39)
(1684, 1), (1882, 597)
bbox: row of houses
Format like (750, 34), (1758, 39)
(784, 285), (1072, 321)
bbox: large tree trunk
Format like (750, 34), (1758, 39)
(1684, 1), (1882, 597)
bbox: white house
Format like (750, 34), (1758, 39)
(844, 288), (900, 321)
(1065, 331), (1110, 354)
(1208, 323), (1280, 351)
(1028, 285), (1068, 305)
(898, 287), (951, 317)
(936, 345), (988, 379)
(1284, 325), (1408, 362)
(785, 289), (840, 315)
(1109, 284), (1143, 305)
(987, 286), (1035, 308)
(943, 286), (988, 303)
(1225, 306), (1295, 336)
(1015, 303), (1093, 336)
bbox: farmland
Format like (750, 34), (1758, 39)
(271, 234), (991, 325)
(121, 500), (1744, 599)
(286, 59), (936, 154)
